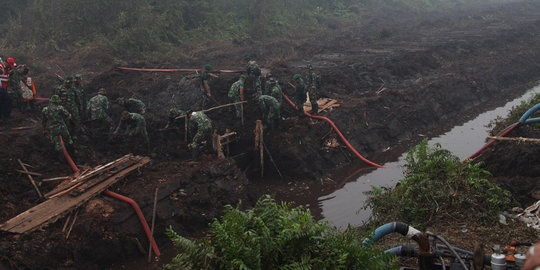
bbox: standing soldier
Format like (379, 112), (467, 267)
(305, 64), (320, 115)
(266, 78), (283, 106)
(291, 74), (307, 117)
(188, 110), (212, 160)
(116, 97), (146, 115)
(42, 95), (73, 158)
(73, 74), (87, 120)
(244, 56), (263, 96)
(200, 64), (218, 110)
(228, 74), (246, 119)
(113, 110), (150, 152)
(54, 77), (80, 127)
(257, 94), (281, 129)
(87, 88), (113, 135)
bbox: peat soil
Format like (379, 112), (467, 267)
(1, 1), (540, 269)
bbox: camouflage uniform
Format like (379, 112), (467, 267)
(306, 68), (319, 114)
(42, 96), (73, 151)
(73, 75), (87, 119)
(265, 79), (282, 106)
(87, 93), (113, 132)
(7, 67), (24, 110)
(246, 61), (263, 96)
(258, 95), (281, 128)
(54, 79), (80, 123)
(228, 79), (244, 118)
(118, 97), (146, 115)
(294, 77), (307, 117)
(115, 112), (149, 146)
(188, 111), (212, 150)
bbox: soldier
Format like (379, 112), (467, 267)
(54, 76), (80, 126)
(305, 64), (320, 115)
(291, 74), (307, 117)
(244, 56), (263, 96)
(41, 95), (73, 157)
(228, 74), (246, 119)
(257, 94), (281, 129)
(6, 59), (24, 111)
(86, 88), (113, 135)
(113, 110), (150, 152)
(264, 73), (274, 94)
(187, 110), (212, 160)
(266, 78), (283, 106)
(116, 97), (146, 115)
(200, 64), (218, 110)
(163, 108), (185, 130)
(73, 74), (87, 120)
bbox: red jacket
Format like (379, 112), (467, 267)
(0, 63), (8, 88)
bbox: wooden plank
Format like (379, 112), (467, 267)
(0, 156), (150, 234)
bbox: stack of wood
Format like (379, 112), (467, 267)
(0, 154), (150, 234)
(304, 97), (340, 113)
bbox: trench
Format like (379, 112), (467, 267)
(317, 84), (540, 229)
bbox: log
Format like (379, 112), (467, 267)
(487, 136), (540, 143)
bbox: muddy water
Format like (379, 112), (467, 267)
(318, 85), (540, 229)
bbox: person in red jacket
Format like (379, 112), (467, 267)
(0, 57), (12, 119)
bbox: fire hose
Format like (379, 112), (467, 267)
(281, 92), (386, 168)
(59, 136), (160, 256)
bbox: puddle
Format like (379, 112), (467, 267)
(318, 85), (540, 229)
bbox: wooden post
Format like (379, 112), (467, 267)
(225, 128), (230, 157)
(148, 187), (158, 263)
(17, 159), (43, 198)
(255, 120), (264, 178)
(241, 103), (245, 127)
(184, 115), (188, 143)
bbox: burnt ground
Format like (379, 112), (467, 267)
(1, 1), (540, 269)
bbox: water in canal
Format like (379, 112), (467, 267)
(318, 85), (540, 229)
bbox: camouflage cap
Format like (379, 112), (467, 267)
(204, 64), (212, 70)
(292, 74), (301, 80)
(243, 55), (251, 61)
(50, 95), (60, 103)
(240, 74), (247, 80)
(98, 88), (106, 95)
(306, 64), (313, 69)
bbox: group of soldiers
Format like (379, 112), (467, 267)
(0, 57), (36, 119)
(40, 56), (321, 161)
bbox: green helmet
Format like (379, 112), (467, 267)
(50, 95), (60, 103)
(240, 74), (247, 80)
(306, 64), (313, 69)
(292, 74), (301, 80)
(243, 55), (251, 61)
(204, 64), (212, 71)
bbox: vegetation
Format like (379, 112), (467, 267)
(2, 0), (502, 62)
(365, 139), (513, 229)
(165, 195), (396, 270)
(490, 93), (540, 134)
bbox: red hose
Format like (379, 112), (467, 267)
(104, 190), (161, 257)
(59, 135), (79, 173)
(461, 122), (520, 163)
(281, 93), (386, 168)
(59, 136), (160, 256)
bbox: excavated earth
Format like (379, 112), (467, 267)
(1, 1), (540, 269)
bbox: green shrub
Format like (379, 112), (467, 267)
(165, 195), (396, 270)
(490, 93), (540, 134)
(366, 139), (512, 229)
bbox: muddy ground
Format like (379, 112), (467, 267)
(1, 1), (540, 269)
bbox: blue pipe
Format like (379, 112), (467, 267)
(519, 103), (540, 125)
(362, 222), (420, 246)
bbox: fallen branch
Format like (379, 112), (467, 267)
(487, 136), (540, 143)
(318, 100), (338, 113)
(16, 170), (42, 177)
(17, 159), (43, 198)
